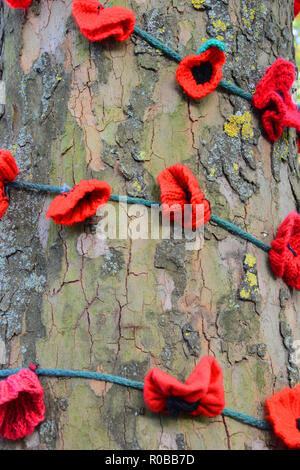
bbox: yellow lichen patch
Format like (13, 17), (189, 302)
(240, 289), (250, 299)
(209, 168), (216, 178)
(233, 163), (239, 171)
(190, 0), (206, 9)
(244, 253), (256, 269)
(132, 181), (142, 193)
(224, 112), (254, 139)
(246, 272), (258, 287)
(212, 19), (227, 32)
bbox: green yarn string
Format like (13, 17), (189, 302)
(219, 79), (253, 101)
(0, 367), (270, 430)
(133, 25), (183, 63)
(222, 408), (271, 430)
(7, 181), (271, 252)
(210, 214), (271, 253)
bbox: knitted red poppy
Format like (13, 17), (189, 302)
(4, 0), (32, 7)
(266, 385), (300, 449)
(269, 212), (300, 290)
(144, 356), (225, 418)
(0, 149), (19, 220)
(157, 164), (211, 229)
(0, 149), (19, 183)
(252, 59), (300, 142)
(72, 1), (135, 42)
(46, 179), (111, 226)
(295, 0), (300, 18)
(0, 368), (45, 440)
(176, 46), (226, 100)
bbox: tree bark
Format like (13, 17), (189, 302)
(0, 0), (299, 450)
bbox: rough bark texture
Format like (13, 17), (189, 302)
(0, 0), (299, 450)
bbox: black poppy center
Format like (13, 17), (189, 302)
(296, 418), (300, 431)
(191, 61), (213, 85)
(166, 396), (200, 418)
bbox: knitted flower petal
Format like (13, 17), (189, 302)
(0, 149), (19, 183)
(266, 385), (300, 449)
(4, 0), (32, 7)
(0, 368), (45, 440)
(46, 179), (111, 226)
(176, 46), (226, 100)
(253, 59), (300, 141)
(0, 184), (9, 220)
(72, 1), (135, 42)
(144, 356), (225, 418)
(157, 164), (211, 229)
(269, 212), (300, 290)
(295, 0), (300, 18)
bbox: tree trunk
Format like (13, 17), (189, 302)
(0, 0), (299, 450)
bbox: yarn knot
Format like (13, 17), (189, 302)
(166, 396), (201, 418)
(0, 149), (19, 221)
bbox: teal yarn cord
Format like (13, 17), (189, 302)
(6, 181), (271, 253)
(133, 25), (183, 63)
(219, 79), (253, 101)
(222, 408), (271, 431)
(210, 214), (271, 253)
(0, 367), (270, 430)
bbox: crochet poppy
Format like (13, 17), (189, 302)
(269, 212), (300, 290)
(0, 149), (19, 220)
(72, 1), (135, 42)
(157, 164), (211, 229)
(252, 59), (300, 142)
(0, 149), (19, 184)
(46, 179), (111, 226)
(4, 0), (32, 7)
(0, 368), (45, 440)
(266, 385), (300, 449)
(144, 356), (225, 418)
(176, 40), (226, 100)
(295, 0), (300, 18)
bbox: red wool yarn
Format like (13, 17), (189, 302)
(0, 368), (45, 440)
(176, 46), (226, 100)
(295, 0), (300, 18)
(157, 164), (211, 229)
(46, 179), (111, 226)
(269, 212), (300, 290)
(72, 1), (135, 42)
(266, 385), (300, 449)
(252, 59), (300, 142)
(144, 356), (225, 418)
(0, 149), (19, 183)
(0, 149), (19, 220)
(4, 0), (32, 8)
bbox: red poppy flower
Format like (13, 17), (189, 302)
(72, 1), (135, 42)
(269, 212), (300, 290)
(253, 59), (300, 142)
(176, 41), (226, 100)
(0, 368), (45, 440)
(4, 0), (32, 8)
(266, 385), (300, 449)
(144, 356), (225, 418)
(0, 149), (19, 183)
(46, 179), (111, 226)
(295, 0), (300, 18)
(0, 184), (9, 220)
(157, 164), (211, 229)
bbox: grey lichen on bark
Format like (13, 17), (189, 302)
(0, 0), (299, 450)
